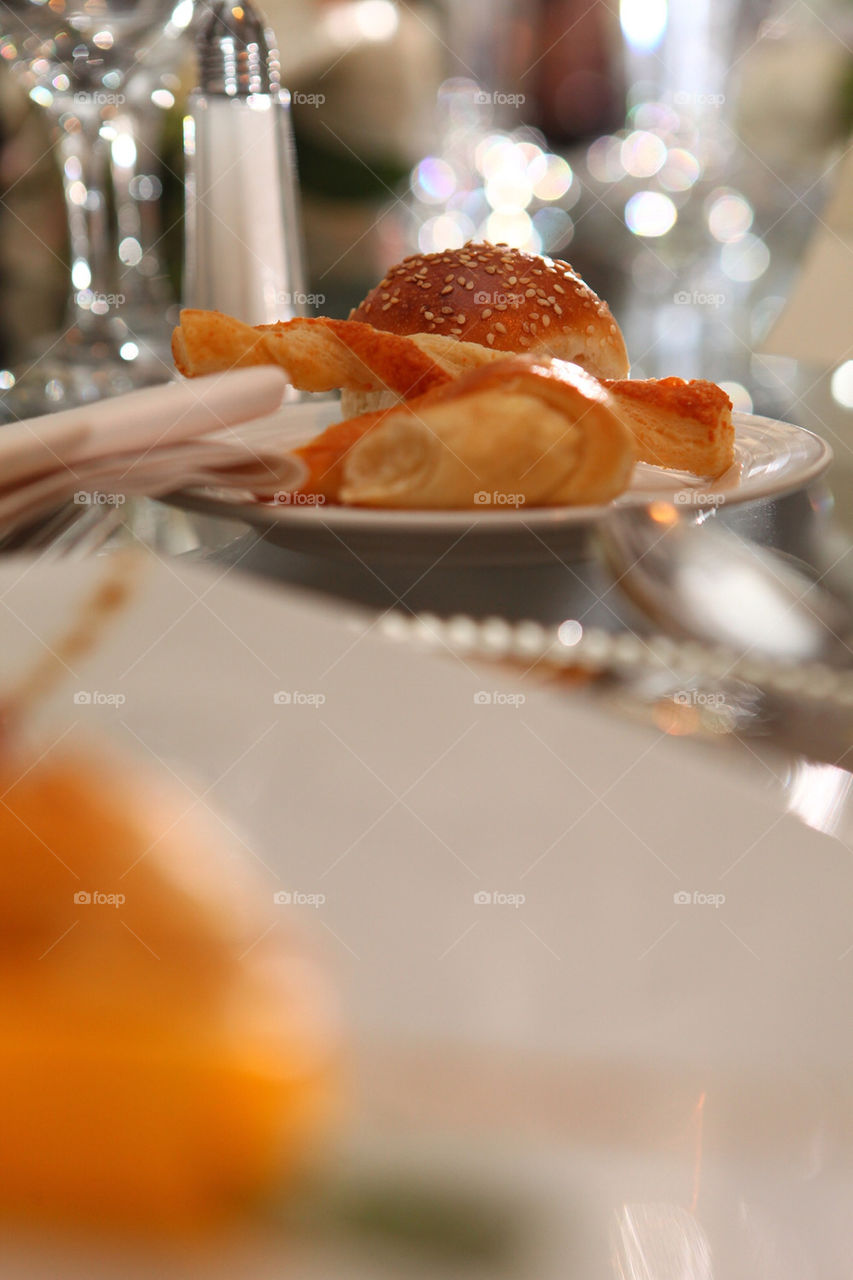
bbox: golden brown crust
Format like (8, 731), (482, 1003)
(172, 311), (452, 400)
(348, 242), (630, 379)
(298, 355), (636, 509)
(602, 376), (734, 476)
(603, 376), (731, 428)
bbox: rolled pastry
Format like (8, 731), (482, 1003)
(296, 356), (636, 509)
(602, 376), (734, 477)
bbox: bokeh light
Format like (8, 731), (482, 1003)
(485, 209), (540, 252)
(71, 259), (91, 289)
(558, 620), (583, 646)
(111, 135), (137, 170)
(620, 0), (667, 51)
(718, 381), (753, 414)
(485, 171), (533, 212)
(118, 237), (143, 266)
(475, 136), (522, 181)
(412, 157), (456, 204)
(528, 154), (573, 201)
(620, 130), (667, 178)
(586, 135), (624, 183)
(625, 191), (677, 237)
(830, 360), (853, 409)
(352, 0), (398, 40)
(708, 190), (753, 243)
(418, 212), (475, 253)
(721, 232), (769, 282)
(658, 147), (700, 192)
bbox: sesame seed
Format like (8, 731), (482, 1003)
(450, 328), (463, 335)
(542, 314), (551, 327)
(456, 314), (466, 324)
(486, 333), (496, 345)
(482, 308), (492, 318)
(444, 274), (454, 283)
(495, 322), (507, 334)
(525, 289), (536, 297)
(424, 311), (434, 320)
(441, 307), (453, 314)
(381, 302), (392, 311)
(440, 285), (453, 295)
(554, 304), (563, 315)
(465, 281), (474, 290)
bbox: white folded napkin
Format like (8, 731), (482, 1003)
(0, 369), (308, 531)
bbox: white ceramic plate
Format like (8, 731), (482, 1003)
(171, 402), (833, 566)
(3, 553), (853, 1276)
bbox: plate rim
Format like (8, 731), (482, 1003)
(171, 409), (834, 535)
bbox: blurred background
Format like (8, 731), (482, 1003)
(1, 0), (853, 497)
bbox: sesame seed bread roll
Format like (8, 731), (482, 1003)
(336, 356), (636, 509)
(342, 241), (629, 416)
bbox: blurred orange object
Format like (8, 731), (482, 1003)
(0, 749), (339, 1231)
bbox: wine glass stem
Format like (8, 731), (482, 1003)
(54, 101), (121, 339)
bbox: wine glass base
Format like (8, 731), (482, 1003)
(0, 330), (174, 423)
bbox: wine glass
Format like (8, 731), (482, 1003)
(0, 0), (186, 421)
